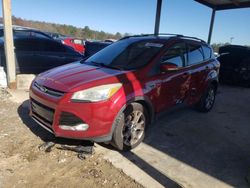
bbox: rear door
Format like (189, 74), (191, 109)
(14, 38), (40, 74)
(156, 42), (191, 112)
(185, 42), (212, 104)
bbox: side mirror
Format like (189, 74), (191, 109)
(160, 62), (179, 72)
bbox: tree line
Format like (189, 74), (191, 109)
(0, 16), (128, 40)
(1, 17), (249, 48)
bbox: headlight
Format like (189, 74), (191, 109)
(71, 83), (122, 102)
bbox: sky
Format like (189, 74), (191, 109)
(1, 0), (250, 45)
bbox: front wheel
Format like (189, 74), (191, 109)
(196, 85), (216, 112)
(111, 103), (148, 151)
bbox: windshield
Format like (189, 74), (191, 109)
(85, 38), (165, 70)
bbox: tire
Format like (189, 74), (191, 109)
(111, 103), (148, 151)
(196, 84), (216, 112)
(240, 70), (250, 87)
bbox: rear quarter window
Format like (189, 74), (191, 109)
(188, 43), (204, 65)
(202, 45), (212, 60)
(73, 39), (83, 44)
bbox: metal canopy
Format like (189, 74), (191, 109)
(153, 0), (250, 37)
(195, 0), (250, 10)
(194, 0), (250, 44)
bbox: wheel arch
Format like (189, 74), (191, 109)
(133, 97), (155, 125)
(210, 79), (218, 92)
(206, 69), (219, 92)
(123, 96), (155, 125)
(109, 96), (155, 139)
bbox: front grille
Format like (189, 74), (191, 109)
(34, 82), (64, 97)
(31, 98), (54, 126)
(59, 112), (84, 126)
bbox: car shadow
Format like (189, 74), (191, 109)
(132, 88), (250, 187)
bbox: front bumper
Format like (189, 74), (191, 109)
(29, 85), (122, 142)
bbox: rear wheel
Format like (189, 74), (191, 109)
(196, 85), (216, 112)
(111, 103), (148, 151)
(240, 69), (250, 87)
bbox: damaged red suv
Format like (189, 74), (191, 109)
(29, 34), (220, 150)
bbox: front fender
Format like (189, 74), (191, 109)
(108, 94), (155, 140)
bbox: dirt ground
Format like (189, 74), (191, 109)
(0, 89), (142, 188)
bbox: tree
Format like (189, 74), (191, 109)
(115, 32), (122, 39)
(0, 16), (128, 40)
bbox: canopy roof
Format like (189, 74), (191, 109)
(195, 0), (250, 10)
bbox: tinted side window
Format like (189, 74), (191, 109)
(14, 39), (41, 51)
(161, 43), (186, 67)
(188, 43), (204, 65)
(14, 31), (51, 39)
(39, 40), (67, 52)
(202, 45), (211, 60)
(14, 38), (77, 54)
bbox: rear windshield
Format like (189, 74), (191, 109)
(85, 39), (164, 70)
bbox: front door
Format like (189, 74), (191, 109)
(157, 42), (191, 112)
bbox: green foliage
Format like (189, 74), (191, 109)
(4, 16), (123, 40)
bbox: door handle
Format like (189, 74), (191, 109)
(182, 72), (190, 78)
(148, 82), (161, 89)
(148, 83), (156, 89)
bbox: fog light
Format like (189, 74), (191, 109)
(59, 124), (89, 131)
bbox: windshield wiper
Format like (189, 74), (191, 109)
(85, 61), (123, 70)
(98, 63), (123, 70)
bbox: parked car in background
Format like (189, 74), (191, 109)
(29, 34), (220, 151)
(58, 37), (85, 54)
(0, 28), (83, 74)
(0, 27), (52, 39)
(104, 39), (117, 43)
(218, 45), (250, 86)
(84, 41), (112, 57)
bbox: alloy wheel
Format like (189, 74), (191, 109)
(205, 88), (215, 110)
(122, 110), (145, 146)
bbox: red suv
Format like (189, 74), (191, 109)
(29, 34), (220, 150)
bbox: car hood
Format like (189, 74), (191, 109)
(35, 62), (126, 92)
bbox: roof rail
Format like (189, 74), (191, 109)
(157, 33), (184, 37)
(119, 33), (182, 40)
(179, 36), (206, 43)
(157, 34), (206, 43)
(119, 33), (206, 43)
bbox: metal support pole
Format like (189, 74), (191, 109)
(154, 0), (162, 35)
(2, 0), (16, 88)
(208, 8), (216, 44)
